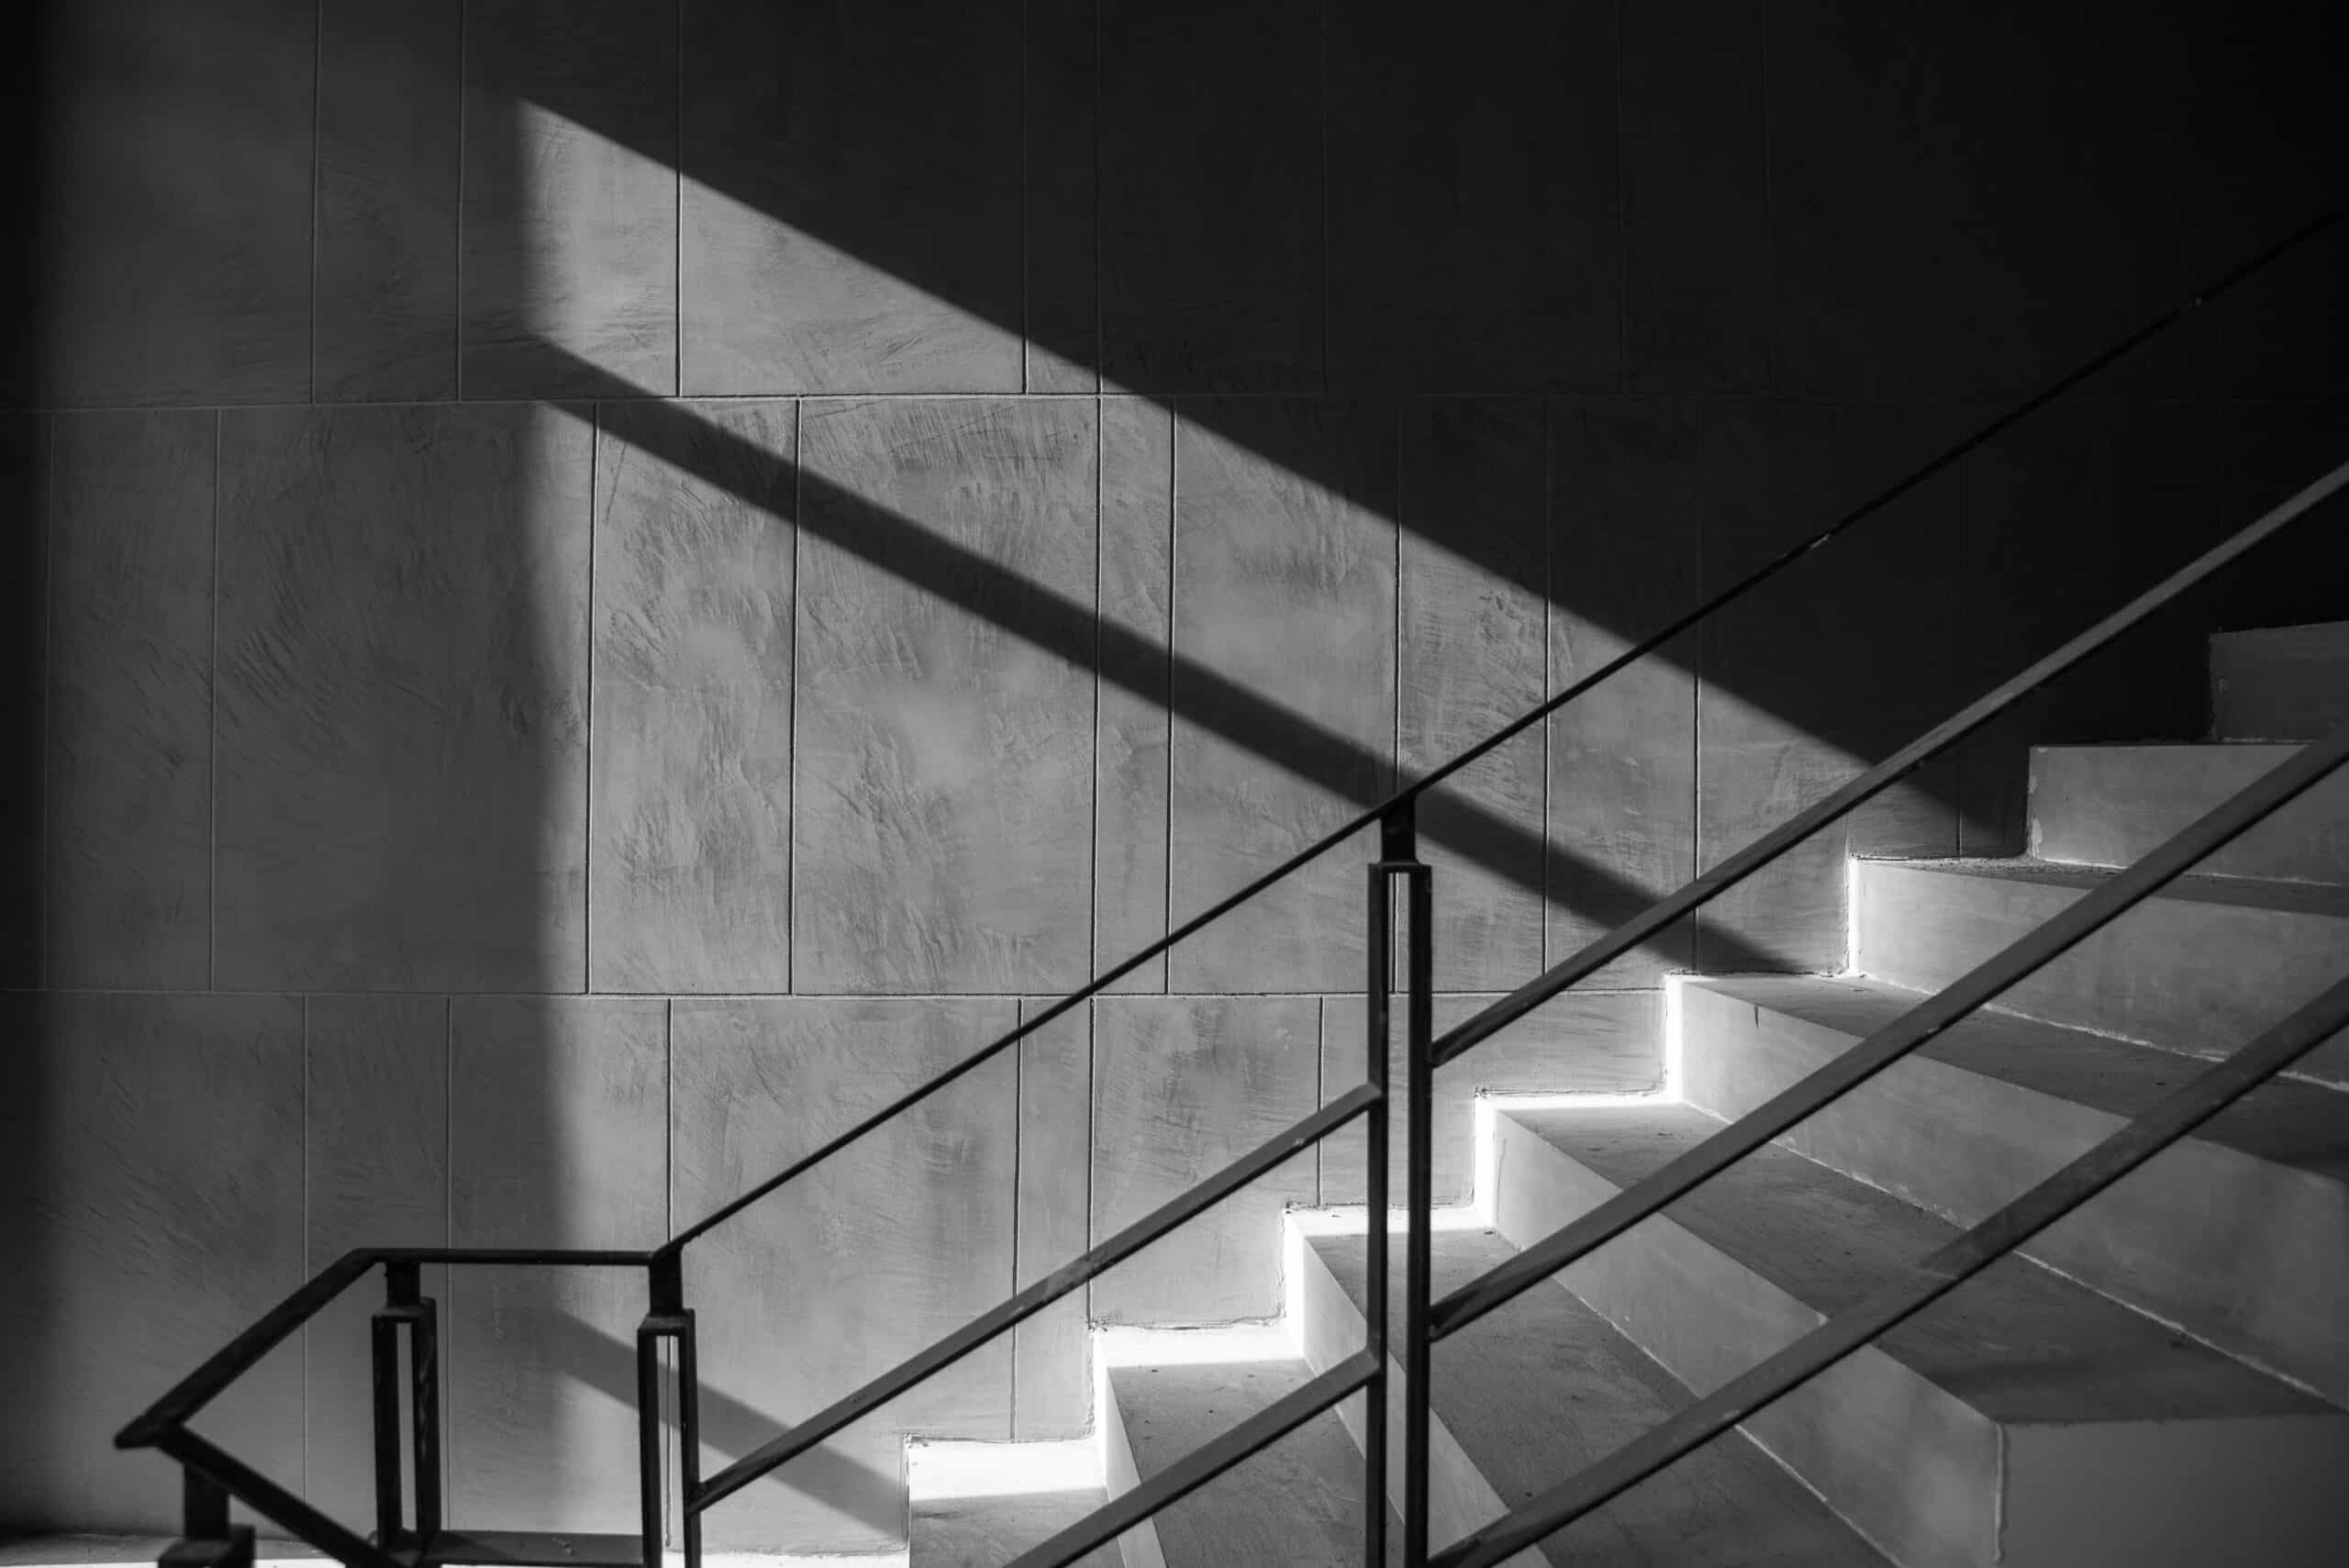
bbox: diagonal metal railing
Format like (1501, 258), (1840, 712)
(116, 199), (2346, 1568)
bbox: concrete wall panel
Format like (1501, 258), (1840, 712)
(1545, 398), (1701, 984)
(1166, 401), (1394, 994)
(0, 993), (305, 1530)
(1400, 399), (1547, 991)
(793, 398), (1097, 994)
(304, 995), (451, 1524)
(1620, 0), (1771, 392)
(591, 400), (797, 993)
(447, 996), (667, 1533)
(45, 411), (216, 991)
(680, 0), (1024, 394)
(1094, 398), (1174, 990)
(215, 403), (592, 994)
(1016, 997), (1094, 1438)
(37, 0), (314, 405)
(1090, 995), (1319, 1325)
(315, 0), (462, 401)
(673, 996), (1017, 1552)
(1326, 0), (1620, 393)
(1097, 0), (1322, 392)
(462, 0), (677, 398)
(0, 415), (44, 987)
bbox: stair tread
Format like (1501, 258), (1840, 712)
(911, 1488), (1119, 1568)
(1303, 1229), (1888, 1565)
(1506, 1102), (2331, 1427)
(1109, 1358), (1390, 1568)
(1867, 856), (2349, 917)
(1691, 974), (2349, 1179)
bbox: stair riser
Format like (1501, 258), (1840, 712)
(2029, 745), (2349, 883)
(2211, 624), (2349, 741)
(1852, 863), (2349, 1087)
(1291, 1234), (1550, 1568)
(1680, 984), (2349, 1405)
(1492, 1115), (1992, 1568)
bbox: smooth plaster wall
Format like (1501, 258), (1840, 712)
(2, 0), (2344, 1551)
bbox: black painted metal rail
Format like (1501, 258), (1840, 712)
(114, 196), (2347, 1568)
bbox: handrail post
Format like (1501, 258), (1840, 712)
(1364, 833), (1393, 1567)
(1402, 848), (1434, 1568)
(641, 1252), (704, 1568)
(1374, 800), (1433, 1568)
(371, 1259), (440, 1556)
(161, 1458), (254, 1568)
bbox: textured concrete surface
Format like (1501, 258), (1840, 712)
(313, 1), (461, 401)
(0, 994), (306, 1531)
(591, 399), (797, 993)
(43, 411), (216, 990)
(446, 997), (667, 1534)
(2030, 741), (2348, 882)
(35, 0), (314, 406)
(1015, 999), (1095, 1438)
(1400, 400), (1548, 991)
(1090, 996), (1320, 1324)
(1097, 1), (1324, 392)
(672, 997), (1018, 1552)
(1092, 398), (1175, 991)
(680, 0), (1024, 395)
(1326, 1), (1620, 395)
(1166, 401), (1395, 994)
(214, 403), (593, 993)
(460, 0), (677, 399)
(303, 995), (452, 1525)
(794, 397), (1097, 994)
(2211, 622), (2349, 740)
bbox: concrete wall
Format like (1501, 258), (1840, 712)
(2, 0), (2343, 1551)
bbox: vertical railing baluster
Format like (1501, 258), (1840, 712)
(1402, 828), (1435, 1568)
(411, 1290), (442, 1546)
(677, 1302), (705, 1568)
(369, 1307), (404, 1547)
(163, 1464), (253, 1568)
(1364, 840), (1393, 1567)
(642, 1253), (705, 1568)
(1372, 804), (1433, 1567)
(378, 1259), (442, 1558)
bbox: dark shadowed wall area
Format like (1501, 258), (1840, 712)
(3, 0), (2343, 1552)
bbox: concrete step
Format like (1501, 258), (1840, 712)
(2211, 621), (2349, 740)
(1851, 857), (2349, 1088)
(1679, 974), (2349, 1405)
(2029, 742), (2349, 883)
(912, 1486), (1121, 1568)
(1291, 1223), (1889, 1567)
(1492, 1102), (2349, 1568)
(1104, 1357), (1393, 1568)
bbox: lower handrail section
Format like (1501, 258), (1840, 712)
(1428, 972), (2349, 1568)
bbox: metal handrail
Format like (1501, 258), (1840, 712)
(1397, 515), (2349, 1560)
(1431, 961), (2349, 1568)
(113, 195), (2346, 1568)
(660, 200), (2344, 1262)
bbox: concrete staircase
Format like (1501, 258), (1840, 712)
(913, 620), (2349, 1567)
